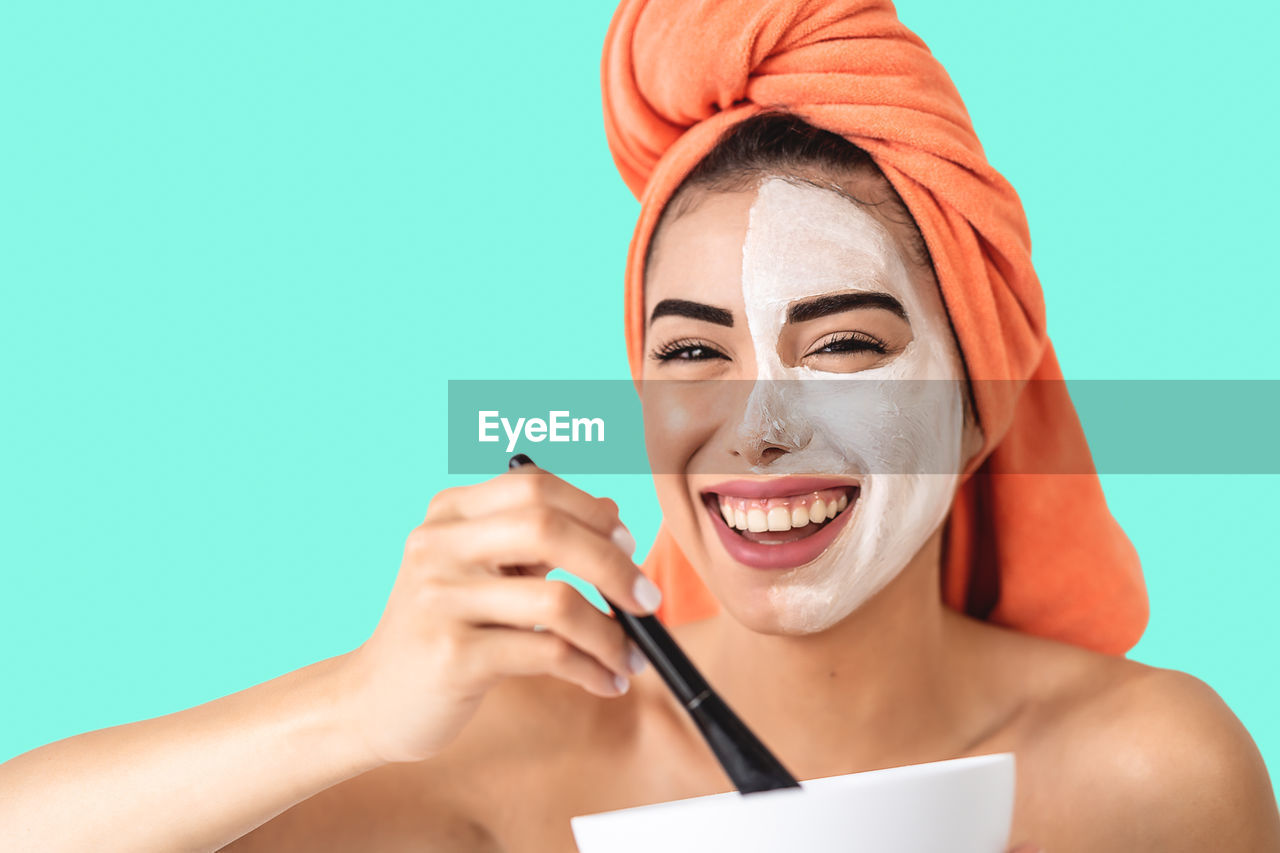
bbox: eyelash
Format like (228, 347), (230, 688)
(649, 338), (728, 362)
(649, 332), (888, 363)
(805, 331), (888, 357)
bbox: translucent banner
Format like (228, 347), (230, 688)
(447, 380), (1280, 475)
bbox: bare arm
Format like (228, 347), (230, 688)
(0, 466), (650, 851)
(0, 652), (383, 853)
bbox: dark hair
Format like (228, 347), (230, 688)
(647, 111), (934, 276)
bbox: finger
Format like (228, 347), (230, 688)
(445, 576), (641, 679)
(423, 507), (661, 614)
(468, 625), (631, 698)
(425, 468), (631, 550)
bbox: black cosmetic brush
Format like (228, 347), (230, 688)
(508, 453), (801, 795)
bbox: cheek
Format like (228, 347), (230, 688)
(640, 381), (743, 474)
(641, 385), (710, 476)
(640, 386), (716, 545)
(787, 381), (902, 470)
(792, 377), (964, 474)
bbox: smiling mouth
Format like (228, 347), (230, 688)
(702, 486), (859, 545)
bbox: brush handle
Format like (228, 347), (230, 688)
(506, 453), (801, 794)
(608, 606), (802, 794)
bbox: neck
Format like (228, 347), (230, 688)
(696, 529), (988, 778)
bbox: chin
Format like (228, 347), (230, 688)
(764, 580), (872, 634)
(715, 596), (813, 636)
(704, 565), (872, 636)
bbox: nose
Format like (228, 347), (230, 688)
(732, 379), (813, 466)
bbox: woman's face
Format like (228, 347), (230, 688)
(641, 174), (972, 634)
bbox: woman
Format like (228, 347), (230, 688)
(1, 1), (1276, 851)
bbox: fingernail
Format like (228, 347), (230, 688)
(632, 574), (663, 613)
(614, 674), (630, 694)
(628, 643), (648, 675)
(611, 524), (636, 557)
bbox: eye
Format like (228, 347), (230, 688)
(648, 337), (730, 363)
(803, 331), (888, 358)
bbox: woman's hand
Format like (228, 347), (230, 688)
(341, 464), (660, 764)
(0, 466), (658, 851)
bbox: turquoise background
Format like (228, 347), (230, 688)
(2, 0), (1276, 801)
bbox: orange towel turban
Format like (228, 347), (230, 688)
(601, 0), (1148, 654)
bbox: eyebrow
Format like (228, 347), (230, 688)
(786, 291), (908, 324)
(649, 299), (734, 327)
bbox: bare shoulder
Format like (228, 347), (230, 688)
(1034, 652), (1280, 851)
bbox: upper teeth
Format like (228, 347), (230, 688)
(716, 487), (852, 533)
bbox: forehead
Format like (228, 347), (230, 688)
(745, 177), (896, 300)
(644, 190), (753, 310)
(644, 174), (929, 312)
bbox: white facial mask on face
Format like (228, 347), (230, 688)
(738, 177), (965, 633)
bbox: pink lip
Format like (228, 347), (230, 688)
(703, 487), (859, 571)
(701, 476), (860, 500)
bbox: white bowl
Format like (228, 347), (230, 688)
(571, 752), (1015, 853)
